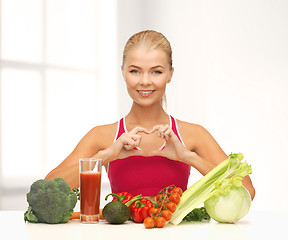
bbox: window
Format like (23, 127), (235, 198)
(0, 0), (117, 202)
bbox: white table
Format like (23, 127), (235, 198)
(0, 210), (285, 240)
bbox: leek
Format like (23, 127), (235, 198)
(170, 153), (252, 225)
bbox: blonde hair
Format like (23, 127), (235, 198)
(122, 30), (173, 109)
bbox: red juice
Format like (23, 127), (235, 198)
(80, 172), (101, 217)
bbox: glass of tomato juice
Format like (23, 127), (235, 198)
(79, 158), (102, 223)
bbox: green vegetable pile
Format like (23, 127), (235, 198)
(182, 207), (210, 222)
(24, 178), (77, 224)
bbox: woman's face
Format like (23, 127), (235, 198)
(122, 46), (174, 108)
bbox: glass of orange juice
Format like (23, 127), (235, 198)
(79, 158), (102, 223)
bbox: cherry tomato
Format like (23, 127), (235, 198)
(165, 201), (177, 213)
(160, 209), (172, 221)
(169, 192), (181, 205)
(157, 197), (167, 208)
(144, 217), (155, 229)
(155, 216), (166, 228)
(156, 194), (166, 202)
(172, 187), (183, 197)
(149, 207), (160, 217)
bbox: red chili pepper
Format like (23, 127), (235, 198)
(105, 192), (133, 204)
(129, 198), (153, 223)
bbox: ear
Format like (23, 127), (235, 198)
(167, 67), (174, 83)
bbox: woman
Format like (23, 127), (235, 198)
(45, 30), (255, 200)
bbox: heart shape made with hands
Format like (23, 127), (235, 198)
(136, 129), (166, 152)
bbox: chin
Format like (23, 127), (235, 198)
(134, 100), (161, 108)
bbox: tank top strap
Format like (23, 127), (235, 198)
(114, 118), (125, 142)
(114, 116), (185, 146)
(170, 115), (185, 146)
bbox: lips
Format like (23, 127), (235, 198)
(137, 90), (155, 97)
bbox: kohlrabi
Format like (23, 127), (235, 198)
(204, 186), (251, 223)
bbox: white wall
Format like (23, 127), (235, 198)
(1, 0), (287, 212)
(0, 0), (118, 210)
(117, 0), (288, 211)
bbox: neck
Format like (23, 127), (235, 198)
(126, 102), (169, 128)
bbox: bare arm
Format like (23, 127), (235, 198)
(150, 121), (255, 200)
(45, 124), (149, 189)
(182, 122), (255, 200)
(45, 124), (116, 189)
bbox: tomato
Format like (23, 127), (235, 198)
(169, 192), (181, 205)
(144, 217), (155, 229)
(149, 207), (160, 217)
(172, 187), (183, 197)
(155, 216), (166, 228)
(165, 201), (177, 213)
(160, 209), (172, 221)
(157, 197), (167, 208)
(156, 194), (166, 202)
(156, 194), (162, 201)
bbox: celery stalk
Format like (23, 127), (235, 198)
(170, 153), (252, 225)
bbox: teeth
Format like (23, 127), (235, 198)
(139, 90), (153, 93)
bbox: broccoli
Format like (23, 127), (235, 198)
(24, 178), (77, 224)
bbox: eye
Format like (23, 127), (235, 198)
(153, 70), (162, 74)
(129, 70), (139, 74)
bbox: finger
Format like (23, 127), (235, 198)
(152, 125), (170, 138)
(130, 126), (150, 135)
(123, 144), (133, 151)
(123, 138), (137, 150)
(130, 134), (141, 140)
(133, 149), (146, 156)
(151, 125), (165, 137)
(122, 149), (146, 158)
(146, 149), (165, 157)
(130, 134), (141, 147)
(159, 125), (170, 138)
(150, 125), (162, 133)
(163, 128), (173, 141)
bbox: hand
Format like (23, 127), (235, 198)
(147, 124), (192, 162)
(108, 126), (149, 161)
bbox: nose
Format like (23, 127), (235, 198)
(140, 73), (151, 86)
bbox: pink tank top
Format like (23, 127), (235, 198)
(107, 115), (190, 196)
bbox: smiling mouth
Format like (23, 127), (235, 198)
(137, 90), (155, 97)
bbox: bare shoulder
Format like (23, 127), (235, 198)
(90, 122), (118, 136)
(176, 119), (215, 150)
(176, 118), (227, 162)
(70, 121), (119, 157)
(176, 119), (209, 137)
(85, 121), (118, 149)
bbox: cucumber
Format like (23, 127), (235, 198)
(102, 201), (130, 224)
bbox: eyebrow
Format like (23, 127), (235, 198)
(128, 65), (141, 69)
(128, 65), (164, 69)
(151, 65), (164, 69)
